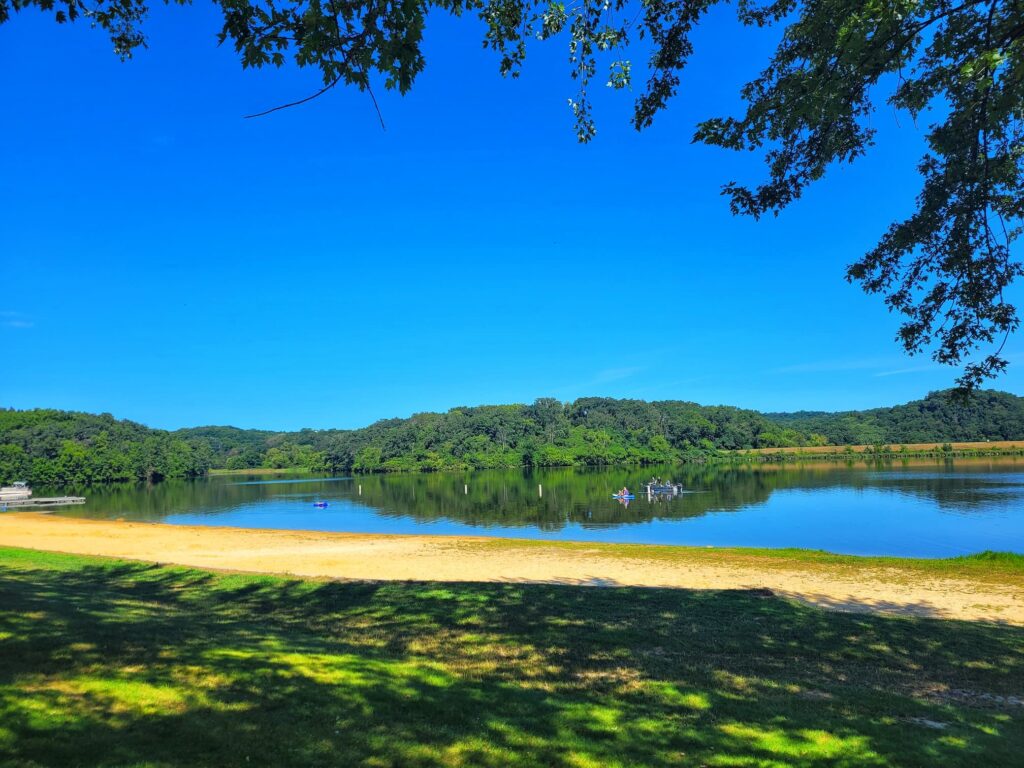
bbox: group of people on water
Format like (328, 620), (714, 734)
(616, 479), (675, 497)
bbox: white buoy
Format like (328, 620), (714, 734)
(464, 484), (468, 494)
(538, 484), (543, 498)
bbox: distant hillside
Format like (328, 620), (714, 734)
(2, 390), (1024, 485)
(765, 390), (1024, 445)
(0, 409), (210, 486)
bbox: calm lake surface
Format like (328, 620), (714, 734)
(36, 459), (1024, 557)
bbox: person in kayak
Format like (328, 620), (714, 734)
(618, 486), (630, 497)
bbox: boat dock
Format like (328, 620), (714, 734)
(1, 496), (86, 510)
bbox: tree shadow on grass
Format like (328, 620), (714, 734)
(0, 558), (1021, 766)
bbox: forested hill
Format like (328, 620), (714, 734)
(765, 389), (1024, 445)
(2, 390), (1024, 485)
(0, 409), (212, 486)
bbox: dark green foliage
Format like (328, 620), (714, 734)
(767, 388), (1024, 444)
(0, 409), (211, 486)
(4, 389), (1024, 485)
(172, 425), (277, 462)
(696, 0), (1024, 391)
(209, 398), (791, 474)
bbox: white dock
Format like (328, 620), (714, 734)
(1, 496), (86, 510)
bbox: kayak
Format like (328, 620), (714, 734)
(611, 494), (635, 500)
(313, 501), (328, 508)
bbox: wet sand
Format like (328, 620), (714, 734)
(1, 512), (1020, 624)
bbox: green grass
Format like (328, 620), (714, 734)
(0, 548), (1021, 767)
(207, 467), (315, 476)
(466, 538), (1024, 583)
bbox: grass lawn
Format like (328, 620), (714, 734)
(468, 540), (1024, 584)
(0, 547), (1021, 767)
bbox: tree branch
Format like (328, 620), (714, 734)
(243, 74), (343, 118)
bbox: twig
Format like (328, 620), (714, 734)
(366, 81), (387, 131)
(244, 75), (342, 119)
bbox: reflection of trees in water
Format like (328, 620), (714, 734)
(44, 477), (348, 522)
(865, 474), (1024, 512)
(752, 460), (1024, 512)
(331, 461), (1024, 529)
(44, 458), (1024, 529)
(355, 469), (654, 530)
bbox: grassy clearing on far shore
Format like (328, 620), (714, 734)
(204, 442), (1022, 477)
(207, 467), (316, 476)
(1, 547), (1021, 767)
(736, 441), (1024, 456)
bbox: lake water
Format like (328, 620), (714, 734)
(33, 459), (1024, 557)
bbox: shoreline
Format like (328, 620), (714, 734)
(0, 512), (1021, 624)
(208, 467), (317, 476)
(200, 443), (1024, 476)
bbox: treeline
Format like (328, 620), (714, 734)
(181, 398), (797, 475)
(3, 390), (1024, 486)
(0, 410), (211, 486)
(765, 389), (1024, 445)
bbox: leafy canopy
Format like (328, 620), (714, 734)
(4, 390), (1024, 483)
(3, 0), (1022, 389)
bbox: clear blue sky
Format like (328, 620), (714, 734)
(3, 5), (1021, 430)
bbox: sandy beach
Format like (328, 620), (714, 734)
(1, 511), (1021, 624)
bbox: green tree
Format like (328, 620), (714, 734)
(55, 440), (92, 485)
(353, 446), (383, 472)
(647, 434), (675, 462)
(0, 444), (30, 485)
(264, 447), (289, 469)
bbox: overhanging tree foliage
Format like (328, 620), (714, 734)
(3, 0), (1022, 389)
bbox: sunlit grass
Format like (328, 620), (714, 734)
(462, 538), (1024, 582)
(0, 546), (1021, 766)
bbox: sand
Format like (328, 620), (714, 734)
(0, 512), (1021, 625)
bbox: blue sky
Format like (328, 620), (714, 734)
(3, 5), (1021, 431)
